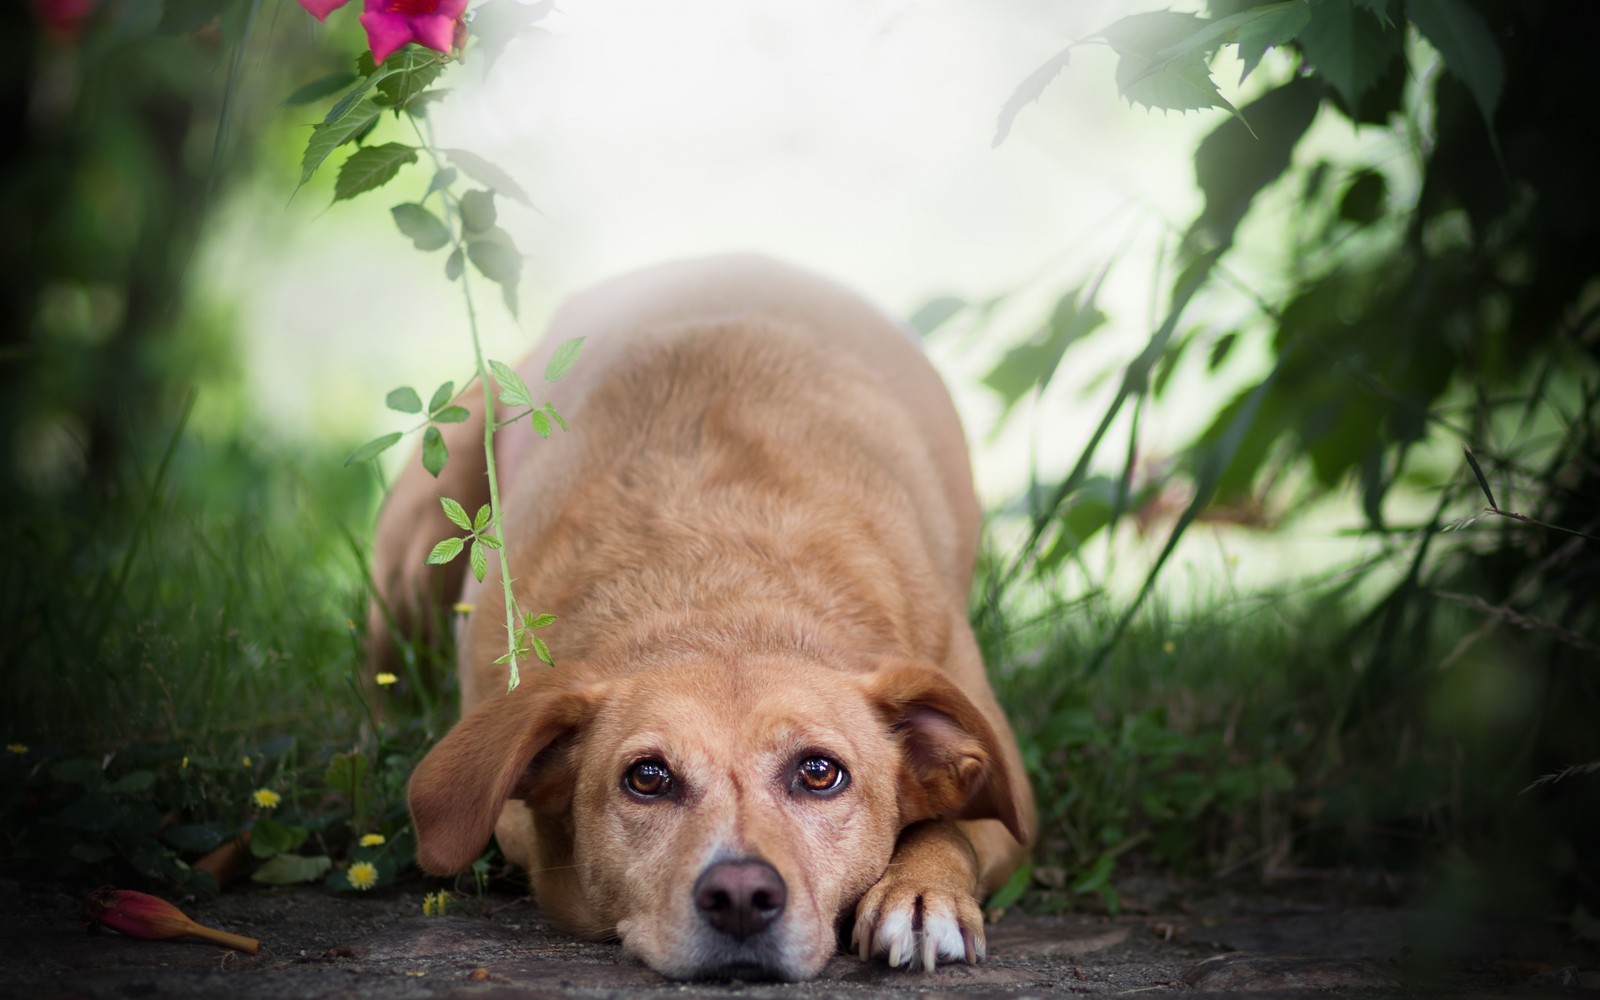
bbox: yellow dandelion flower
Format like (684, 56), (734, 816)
(347, 861), (379, 891)
(1162, 640), (1176, 654)
(252, 788), (281, 809)
(423, 891), (452, 916)
(6, 743), (27, 754)
(451, 602), (474, 614)
(181, 755), (189, 769)
(375, 673), (398, 687)
(359, 833), (386, 847)
(242, 755), (252, 768)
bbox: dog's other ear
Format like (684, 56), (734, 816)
(861, 663), (1026, 844)
(408, 678), (601, 874)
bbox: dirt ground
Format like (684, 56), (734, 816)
(4, 875), (1594, 998)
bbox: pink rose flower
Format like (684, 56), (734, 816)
(360, 0), (470, 63)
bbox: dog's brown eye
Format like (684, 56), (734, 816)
(794, 756), (847, 795)
(624, 759), (674, 798)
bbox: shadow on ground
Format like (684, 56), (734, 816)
(4, 877), (1593, 998)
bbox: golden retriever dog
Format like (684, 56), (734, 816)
(375, 255), (1036, 980)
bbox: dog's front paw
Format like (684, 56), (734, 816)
(849, 822), (985, 971)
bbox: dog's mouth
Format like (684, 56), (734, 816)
(687, 959), (793, 982)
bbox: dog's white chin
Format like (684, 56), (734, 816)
(618, 918), (830, 982)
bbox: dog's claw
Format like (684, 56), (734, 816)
(852, 881), (985, 973)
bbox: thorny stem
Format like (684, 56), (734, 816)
(411, 114), (525, 690)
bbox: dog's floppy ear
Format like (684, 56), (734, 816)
(408, 677), (601, 874)
(861, 662), (1027, 844)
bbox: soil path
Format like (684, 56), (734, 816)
(3, 878), (1589, 997)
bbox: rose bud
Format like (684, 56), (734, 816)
(85, 888), (260, 955)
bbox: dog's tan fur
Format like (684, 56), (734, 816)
(382, 256), (1036, 980)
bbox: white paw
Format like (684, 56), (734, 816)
(850, 881), (985, 971)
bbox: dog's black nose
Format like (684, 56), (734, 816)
(693, 859), (786, 940)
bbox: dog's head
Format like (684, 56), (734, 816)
(407, 655), (1023, 981)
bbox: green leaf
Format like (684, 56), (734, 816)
(285, 71), (358, 106)
(1101, 12), (1243, 124)
(544, 403), (568, 432)
(334, 143), (419, 203)
(983, 283), (1107, 417)
(51, 758), (103, 786)
(426, 536), (464, 564)
(252, 852), (332, 885)
(107, 771), (155, 795)
(986, 859), (1033, 912)
(391, 203), (451, 251)
(529, 409), (551, 438)
(346, 432), (403, 466)
(906, 296), (966, 336)
(422, 425), (448, 477)
(249, 818), (308, 859)
(992, 48), (1073, 147)
(299, 101), (380, 186)
(468, 0), (554, 71)
(428, 166), (458, 198)
(490, 359), (533, 408)
(432, 405), (469, 423)
(374, 49), (444, 110)
(544, 337), (584, 383)
(440, 496), (472, 530)
(473, 504), (491, 532)
(1408, 0), (1503, 127)
(525, 612), (557, 629)
(326, 751), (368, 797)
(470, 539), (488, 582)
(428, 381), (455, 414)
(445, 248), (464, 281)
(1231, 1), (1312, 84)
(1297, 0), (1401, 111)
(466, 229), (522, 315)
(477, 533), (502, 549)
(163, 823), (227, 854)
(386, 386), (423, 413)
(460, 189), (497, 234)
(531, 636), (553, 666)
(443, 148), (533, 206)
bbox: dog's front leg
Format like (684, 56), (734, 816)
(850, 818), (1014, 971)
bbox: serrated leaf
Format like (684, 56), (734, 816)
(544, 337), (584, 383)
(477, 533), (502, 549)
(402, 89), (451, 116)
(526, 612), (557, 629)
(907, 296), (966, 336)
(1187, 76), (1321, 251)
(460, 189), (497, 234)
(443, 148), (532, 205)
(300, 102), (380, 186)
(252, 852), (331, 885)
(445, 248), (464, 281)
(470, 539), (488, 582)
(374, 49), (444, 110)
(468, 0), (553, 71)
(346, 432), (403, 466)
(473, 504), (491, 532)
(391, 203), (451, 251)
(529, 409), (551, 438)
(490, 359), (533, 408)
(1297, 1), (1399, 111)
(466, 230), (522, 315)
(1232, 1), (1312, 84)
(1408, 0), (1502, 127)
(532, 636), (553, 666)
(285, 71), (358, 107)
(426, 536), (464, 564)
(428, 381), (455, 414)
(440, 496), (472, 530)
(386, 386), (423, 413)
(432, 405), (470, 423)
(992, 47), (1073, 147)
(334, 143), (418, 203)
(422, 424), (448, 477)
(544, 403), (568, 431)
